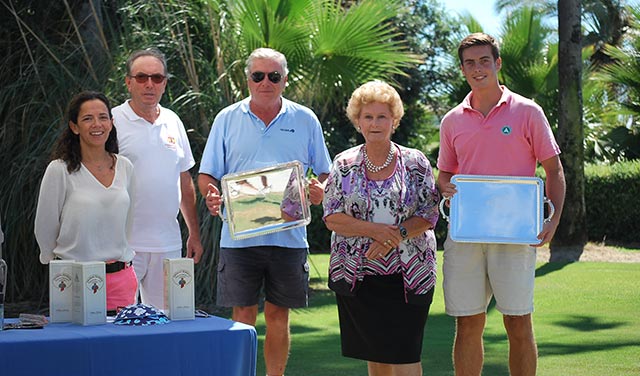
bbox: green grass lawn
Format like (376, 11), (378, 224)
(250, 252), (640, 376)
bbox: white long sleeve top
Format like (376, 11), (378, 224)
(35, 156), (135, 264)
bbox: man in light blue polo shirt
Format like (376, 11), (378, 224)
(198, 47), (331, 376)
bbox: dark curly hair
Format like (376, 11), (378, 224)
(51, 91), (118, 173)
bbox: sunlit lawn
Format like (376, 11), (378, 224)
(250, 252), (640, 375)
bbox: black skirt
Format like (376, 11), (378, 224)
(335, 273), (434, 364)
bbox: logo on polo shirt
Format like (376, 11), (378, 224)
(501, 126), (512, 135)
(280, 128), (295, 133)
(165, 136), (177, 150)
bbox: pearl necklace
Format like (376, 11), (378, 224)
(363, 145), (395, 173)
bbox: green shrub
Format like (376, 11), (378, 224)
(584, 160), (640, 244)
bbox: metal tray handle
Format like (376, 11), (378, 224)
(439, 197), (450, 222)
(543, 197), (555, 224)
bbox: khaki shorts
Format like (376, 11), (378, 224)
(443, 235), (536, 316)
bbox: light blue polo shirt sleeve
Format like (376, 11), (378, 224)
(308, 119), (331, 176)
(199, 113), (227, 180)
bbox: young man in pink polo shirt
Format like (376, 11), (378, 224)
(437, 33), (566, 376)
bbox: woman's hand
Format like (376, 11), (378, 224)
(365, 224), (402, 259)
(325, 214), (402, 254)
(365, 239), (395, 260)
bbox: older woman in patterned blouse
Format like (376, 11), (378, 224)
(323, 81), (440, 376)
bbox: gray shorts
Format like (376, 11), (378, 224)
(216, 246), (310, 308)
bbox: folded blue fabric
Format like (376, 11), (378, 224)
(113, 303), (170, 326)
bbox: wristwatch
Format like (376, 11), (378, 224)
(398, 225), (408, 240)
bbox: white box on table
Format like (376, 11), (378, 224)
(72, 261), (106, 325)
(163, 258), (194, 320)
(49, 260), (75, 322)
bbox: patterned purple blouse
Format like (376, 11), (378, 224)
(323, 143), (439, 300)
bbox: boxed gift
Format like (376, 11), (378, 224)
(49, 260), (75, 323)
(163, 258), (195, 320)
(71, 261), (106, 325)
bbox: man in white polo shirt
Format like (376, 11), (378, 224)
(112, 48), (203, 309)
(198, 48), (331, 376)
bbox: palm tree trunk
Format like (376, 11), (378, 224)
(551, 0), (588, 261)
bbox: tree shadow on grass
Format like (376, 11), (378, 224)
(538, 339), (640, 357)
(538, 341), (640, 357)
(482, 297), (635, 375)
(553, 315), (626, 332)
(535, 261), (571, 278)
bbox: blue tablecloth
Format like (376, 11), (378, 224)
(0, 316), (257, 376)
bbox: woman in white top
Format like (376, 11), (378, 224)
(35, 91), (137, 313)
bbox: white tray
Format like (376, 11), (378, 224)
(440, 175), (554, 244)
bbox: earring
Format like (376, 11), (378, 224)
(357, 126), (361, 132)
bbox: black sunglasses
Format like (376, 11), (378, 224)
(129, 73), (166, 84)
(250, 71), (282, 84)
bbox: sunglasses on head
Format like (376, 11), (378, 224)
(250, 71), (282, 84)
(129, 73), (166, 84)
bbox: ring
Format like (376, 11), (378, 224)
(384, 240), (391, 245)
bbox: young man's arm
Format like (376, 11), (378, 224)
(535, 155), (566, 246)
(437, 170), (457, 198)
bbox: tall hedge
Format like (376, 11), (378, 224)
(584, 160), (640, 245)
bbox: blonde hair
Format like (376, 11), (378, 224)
(346, 81), (404, 129)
